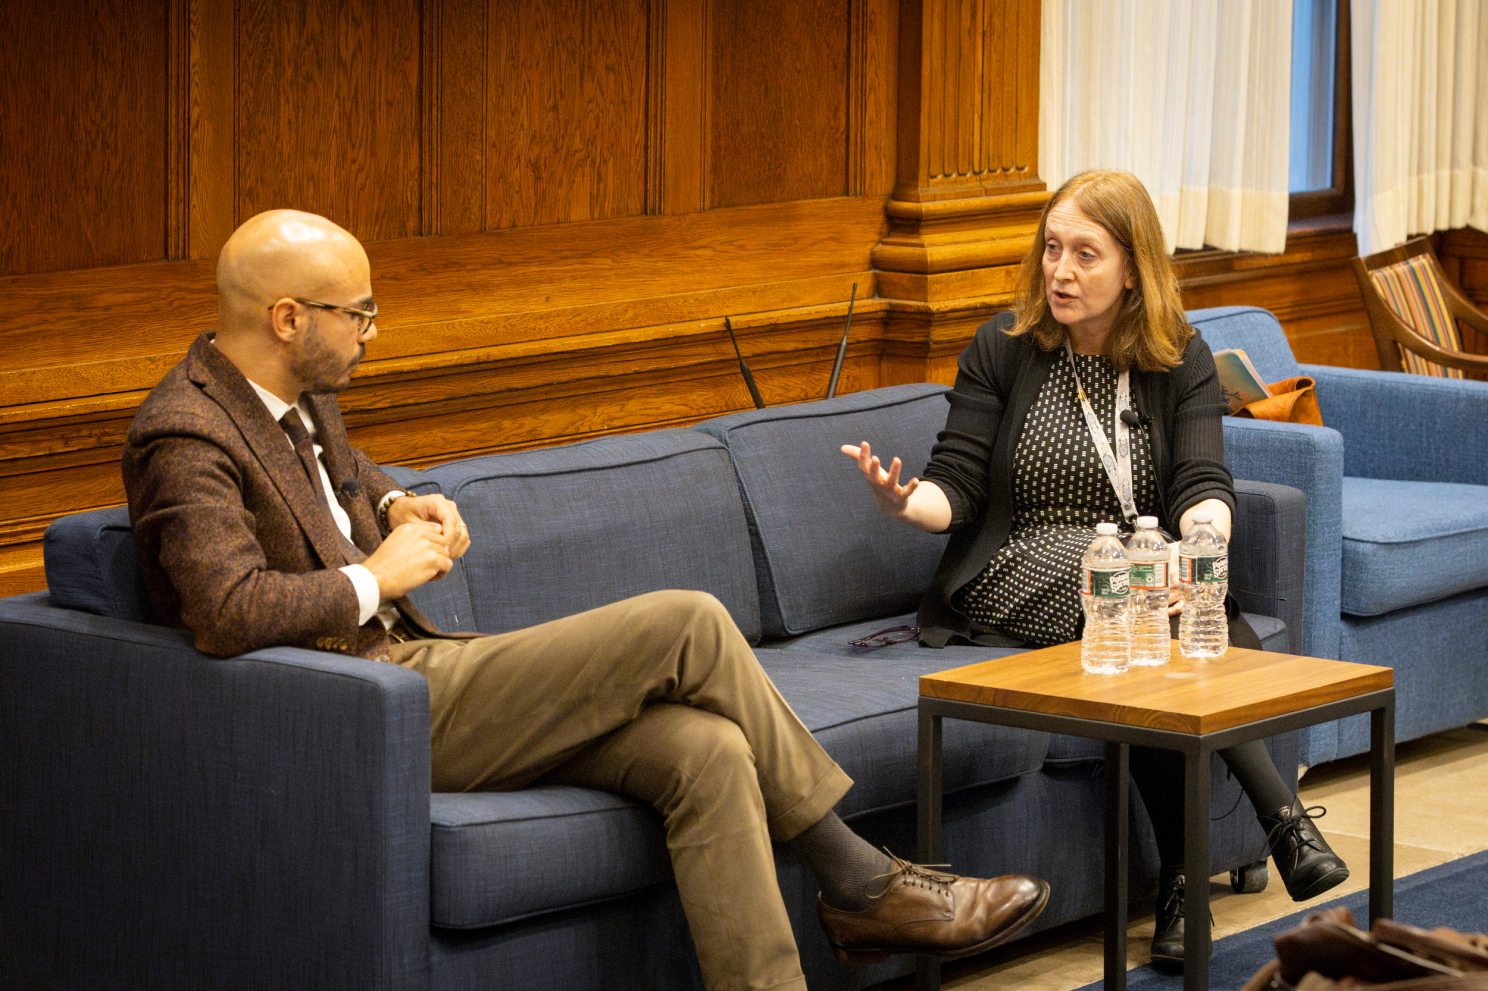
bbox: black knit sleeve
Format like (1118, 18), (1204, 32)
(922, 314), (1014, 531)
(1166, 333), (1235, 523)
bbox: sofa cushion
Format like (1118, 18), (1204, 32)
(694, 384), (952, 639)
(773, 612), (1288, 664)
(1340, 476), (1488, 616)
(429, 643), (1050, 930)
(423, 430), (762, 640)
(1248, 613), (1288, 652)
(429, 787), (672, 930)
(754, 647), (1049, 819)
(775, 612), (1286, 768)
(43, 507), (147, 621)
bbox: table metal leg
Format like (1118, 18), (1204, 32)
(1369, 699), (1395, 924)
(1183, 746), (1212, 991)
(917, 707), (943, 991)
(1104, 742), (1130, 991)
(911, 683), (1390, 991)
(914, 948), (942, 988)
(918, 707), (943, 864)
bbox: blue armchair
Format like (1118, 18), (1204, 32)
(1191, 306), (1488, 767)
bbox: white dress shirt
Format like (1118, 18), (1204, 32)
(245, 380), (397, 626)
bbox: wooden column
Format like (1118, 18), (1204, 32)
(873, 0), (1046, 383)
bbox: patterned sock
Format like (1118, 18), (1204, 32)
(786, 812), (895, 911)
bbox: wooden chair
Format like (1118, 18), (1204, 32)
(1353, 238), (1488, 379)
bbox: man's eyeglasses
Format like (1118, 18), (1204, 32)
(274, 297), (379, 336)
(849, 625), (920, 651)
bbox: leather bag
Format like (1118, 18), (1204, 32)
(1233, 375), (1324, 427)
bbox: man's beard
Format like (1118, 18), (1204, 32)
(293, 316), (363, 394)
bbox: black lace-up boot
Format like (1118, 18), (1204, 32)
(1261, 802), (1350, 901)
(1149, 869), (1188, 971)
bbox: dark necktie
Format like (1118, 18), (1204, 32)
(278, 409), (366, 564)
(277, 409), (444, 642)
(278, 409), (323, 492)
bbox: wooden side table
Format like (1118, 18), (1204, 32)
(915, 642), (1395, 991)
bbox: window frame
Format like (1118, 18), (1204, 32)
(1288, 0), (1353, 231)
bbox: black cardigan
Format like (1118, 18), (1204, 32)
(917, 311), (1235, 647)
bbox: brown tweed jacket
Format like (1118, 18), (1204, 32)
(123, 332), (429, 660)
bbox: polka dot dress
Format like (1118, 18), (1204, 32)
(954, 352), (1159, 646)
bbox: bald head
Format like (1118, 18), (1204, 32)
(213, 210), (376, 401)
(216, 210), (369, 331)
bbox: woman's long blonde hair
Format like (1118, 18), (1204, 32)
(1008, 170), (1190, 372)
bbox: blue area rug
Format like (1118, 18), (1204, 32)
(1076, 849), (1488, 990)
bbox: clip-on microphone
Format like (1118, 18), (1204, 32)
(1119, 408), (1148, 428)
(825, 283), (857, 400)
(723, 316), (766, 409)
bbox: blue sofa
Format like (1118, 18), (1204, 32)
(1, 375), (1304, 990)
(1193, 306), (1488, 768)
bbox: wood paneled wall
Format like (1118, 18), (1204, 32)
(0, 0), (1027, 595)
(485, 1), (650, 227)
(1177, 228), (1376, 369)
(1439, 228), (1488, 310)
(0, 0), (1432, 596)
(0, 1), (170, 274)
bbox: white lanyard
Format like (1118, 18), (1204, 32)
(1063, 341), (1139, 524)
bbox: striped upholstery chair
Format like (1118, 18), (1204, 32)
(1353, 238), (1488, 378)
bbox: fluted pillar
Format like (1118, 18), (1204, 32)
(874, 0), (1047, 382)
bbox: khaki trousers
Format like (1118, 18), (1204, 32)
(388, 589), (852, 991)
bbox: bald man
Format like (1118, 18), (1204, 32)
(123, 210), (1049, 991)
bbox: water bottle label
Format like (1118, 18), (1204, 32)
(1180, 554), (1228, 584)
(1129, 561), (1168, 590)
(1084, 568), (1129, 597)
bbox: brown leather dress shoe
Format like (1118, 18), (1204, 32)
(816, 854), (1051, 963)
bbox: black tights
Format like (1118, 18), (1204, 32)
(1129, 611), (1295, 872)
(1129, 740), (1295, 872)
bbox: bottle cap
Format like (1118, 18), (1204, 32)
(1095, 521), (1119, 536)
(1136, 515), (1158, 528)
(1190, 510), (1213, 524)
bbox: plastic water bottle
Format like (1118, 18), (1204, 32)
(1127, 516), (1172, 667)
(1080, 522), (1130, 674)
(1178, 511), (1229, 658)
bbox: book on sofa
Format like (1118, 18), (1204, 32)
(1213, 347), (1272, 414)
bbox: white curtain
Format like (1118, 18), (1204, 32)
(1041, 0), (1295, 253)
(1352, 0), (1488, 257)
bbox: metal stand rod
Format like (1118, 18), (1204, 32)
(1370, 701), (1396, 924)
(1104, 741), (1130, 990)
(1182, 747), (1212, 991)
(916, 707), (943, 991)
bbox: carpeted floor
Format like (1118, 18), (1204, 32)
(1075, 848), (1488, 990)
(884, 729), (1488, 991)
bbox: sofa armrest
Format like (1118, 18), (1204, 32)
(1222, 419), (1344, 660)
(0, 599), (433, 991)
(1302, 364), (1488, 484)
(1231, 480), (1307, 655)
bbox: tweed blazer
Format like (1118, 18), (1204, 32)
(123, 332), (421, 659)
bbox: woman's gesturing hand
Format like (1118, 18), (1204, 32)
(840, 441), (920, 517)
(839, 441), (953, 532)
